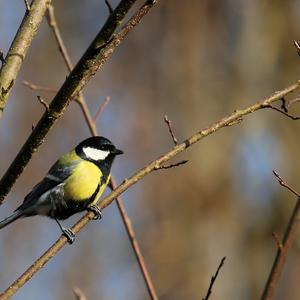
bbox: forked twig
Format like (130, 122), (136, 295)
(264, 104), (300, 120)
(37, 96), (49, 112)
(260, 171), (300, 300)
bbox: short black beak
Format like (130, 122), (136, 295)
(113, 148), (124, 155)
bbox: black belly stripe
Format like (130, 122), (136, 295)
(88, 183), (100, 204)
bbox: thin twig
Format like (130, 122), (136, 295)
(72, 287), (87, 300)
(93, 96), (111, 122)
(273, 170), (300, 197)
(271, 232), (282, 250)
(45, 6), (158, 300)
(24, 0), (31, 11)
(37, 96), (49, 112)
(154, 160), (188, 170)
(294, 40), (300, 57)
(105, 0), (114, 15)
(0, 0), (50, 118)
(46, 4), (73, 71)
(260, 171), (300, 300)
(202, 257), (226, 300)
(164, 114), (178, 145)
(0, 0), (157, 204)
(23, 81), (57, 93)
(263, 104), (300, 120)
(111, 178), (158, 300)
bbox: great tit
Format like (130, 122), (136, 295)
(0, 136), (123, 243)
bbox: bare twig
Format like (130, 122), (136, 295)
(272, 232), (282, 250)
(164, 114), (178, 145)
(44, 6), (158, 300)
(105, 0), (114, 15)
(202, 257), (226, 300)
(0, 0), (157, 204)
(111, 178), (158, 300)
(93, 96), (111, 122)
(263, 104), (300, 120)
(0, 0), (50, 118)
(72, 287), (87, 300)
(24, 0), (31, 11)
(46, 4), (73, 70)
(154, 160), (188, 170)
(273, 170), (300, 197)
(23, 81), (56, 93)
(260, 171), (300, 300)
(37, 96), (49, 112)
(294, 40), (300, 57)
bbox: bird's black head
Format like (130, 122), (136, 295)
(75, 136), (123, 168)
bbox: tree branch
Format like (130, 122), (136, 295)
(0, 0), (157, 204)
(0, 0), (50, 118)
(260, 171), (300, 300)
(111, 178), (158, 300)
(44, 5), (158, 300)
(1, 79), (300, 299)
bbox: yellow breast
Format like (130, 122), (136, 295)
(64, 160), (102, 201)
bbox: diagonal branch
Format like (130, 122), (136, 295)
(0, 0), (157, 204)
(1, 79), (300, 299)
(260, 172), (300, 300)
(202, 256), (226, 300)
(0, 0), (51, 118)
(44, 5), (158, 299)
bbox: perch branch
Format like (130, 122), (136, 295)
(0, 0), (157, 204)
(0, 0), (50, 118)
(45, 6), (158, 300)
(260, 171), (300, 300)
(1, 78), (300, 299)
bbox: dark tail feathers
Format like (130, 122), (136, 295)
(0, 210), (23, 230)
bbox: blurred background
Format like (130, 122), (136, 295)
(1, 0), (300, 299)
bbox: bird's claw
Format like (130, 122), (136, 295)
(62, 228), (75, 244)
(87, 204), (102, 220)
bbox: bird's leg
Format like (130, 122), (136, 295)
(55, 219), (75, 244)
(87, 204), (102, 220)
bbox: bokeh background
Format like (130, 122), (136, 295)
(1, 0), (300, 299)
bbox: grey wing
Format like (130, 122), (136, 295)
(16, 160), (78, 212)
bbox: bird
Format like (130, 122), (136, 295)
(0, 136), (123, 243)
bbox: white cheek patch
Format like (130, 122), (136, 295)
(83, 147), (110, 161)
